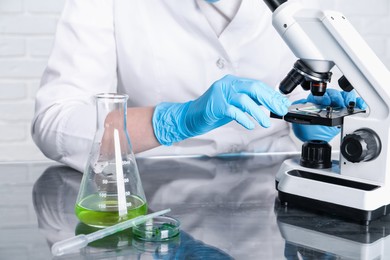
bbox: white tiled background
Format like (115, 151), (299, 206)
(0, 0), (389, 162)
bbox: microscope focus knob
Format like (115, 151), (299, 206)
(300, 140), (332, 169)
(341, 129), (381, 163)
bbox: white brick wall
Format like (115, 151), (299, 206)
(0, 0), (389, 162)
(0, 0), (65, 161)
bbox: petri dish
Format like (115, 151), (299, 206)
(132, 215), (180, 241)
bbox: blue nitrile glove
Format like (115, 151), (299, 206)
(292, 89), (367, 142)
(152, 74), (291, 146)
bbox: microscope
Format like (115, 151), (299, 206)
(264, 0), (390, 224)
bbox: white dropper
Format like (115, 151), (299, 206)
(51, 208), (171, 256)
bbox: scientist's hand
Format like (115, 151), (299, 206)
(292, 89), (367, 142)
(153, 74), (291, 146)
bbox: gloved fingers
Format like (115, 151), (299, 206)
(356, 97), (367, 109)
(295, 88), (367, 115)
(307, 89), (358, 108)
(220, 75), (290, 116)
(230, 93), (271, 128)
(326, 89), (348, 107)
(307, 91), (337, 106)
(307, 92), (330, 106)
(292, 98), (308, 105)
(235, 80), (291, 116)
(340, 90), (358, 107)
(292, 123), (341, 143)
(258, 90), (291, 116)
(224, 104), (255, 130)
(341, 91), (367, 109)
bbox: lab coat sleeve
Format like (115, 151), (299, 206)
(31, 0), (117, 172)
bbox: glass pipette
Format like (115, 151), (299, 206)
(51, 208), (171, 256)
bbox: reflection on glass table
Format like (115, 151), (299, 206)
(32, 154), (290, 259)
(30, 153), (390, 259)
(275, 198), (390, 260)
(32, 163), (239, 259)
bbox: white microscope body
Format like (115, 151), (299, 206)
(267, 0), (390, 223)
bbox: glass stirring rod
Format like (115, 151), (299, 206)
(51, 208), (171, 256)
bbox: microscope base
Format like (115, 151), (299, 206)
(275, 159), (390, 225)
(277, 188), (388, 225)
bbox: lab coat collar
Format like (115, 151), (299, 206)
(219, 0), (270, 53)
(194, 0), (271, 62)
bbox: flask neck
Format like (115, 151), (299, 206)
(95, 93), (129, 131)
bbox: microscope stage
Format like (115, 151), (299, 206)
(271, 104), (366, 126)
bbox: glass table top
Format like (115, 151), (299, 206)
(1, 153), (390, 259)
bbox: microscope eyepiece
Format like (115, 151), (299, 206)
(264, 0), (287, 12)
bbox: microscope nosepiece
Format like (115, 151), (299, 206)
(280, 60), (332, 96)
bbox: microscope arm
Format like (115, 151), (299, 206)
(271, 1), (390, 118)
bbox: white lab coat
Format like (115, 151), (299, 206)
(32, 0), (301, 172)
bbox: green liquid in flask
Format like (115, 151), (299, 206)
(75, 193), (148, 227)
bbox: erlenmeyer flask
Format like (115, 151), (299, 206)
(75, 93), (147, 227)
